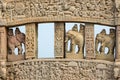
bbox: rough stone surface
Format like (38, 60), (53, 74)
(0, 61), (6, 80)
(25, 23), (37, 59)
(54, 23), (65, 58)
(5, 59), (114, 80)
(0, 0), (119, 80)
(85, 23), (95, 59)
(0, 27), (7, 61)
(116, 26), (120, 60)
(0, 0), (117, 26)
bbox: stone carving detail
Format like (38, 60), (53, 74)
(0, 1), (3, 19)
(115, 0), (120, 18)
(54, 23), (65, 58)
(6, 60), (115, 80)
(95, 29), (115, 61)
(114, 68), (120, 80)
(25, 23), (37, 59)
(65, 24), (84, 59)
(116, 26), (120, 59)
(0, 27), (7, 60)
(85, 24), (95, 59)
(0, 61), (6, 80)
(7, 28), (25, 55)
(3, 0), (114, 22)
(114, 62), (120, 80)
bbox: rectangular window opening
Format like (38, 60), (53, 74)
(38, 23), (54, 58)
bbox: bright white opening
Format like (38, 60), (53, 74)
(67, 40), (71, 52)
(38, 23), (54, 58)
(105, 47), (109, 54)
(75, 45), (79, 54)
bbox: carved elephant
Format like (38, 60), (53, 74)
(65, 30), (84, 54)
(95, 29), (115, 54)
(8, 29), (25, 55)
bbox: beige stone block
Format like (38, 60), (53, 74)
(25, 23), (38, 59)
(85, 23), (95, 59)
(54, 23), (65, 58)
(0, 27), (7, 61)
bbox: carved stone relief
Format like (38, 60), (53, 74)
(85, 23), (95, 59)
(7, 27), (25, 61)
(54, 23), (65, 58)
(116, 26), (120, 60)
(0, 61), (6, 80)
(8, 28), (25, 55)
(0, 27), (7, 61)
(3, 0), (114, 22)
(6, 60), (115, 80)
(95, 28), (115, 61)
(65, 24), (85, 59)
(0, 1), (3, 19)
(114, 62), (120, 80)
(25, 23), (37, 59)
(115, 0), (120, 17)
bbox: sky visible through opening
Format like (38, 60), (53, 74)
(12, 23), (115, 58)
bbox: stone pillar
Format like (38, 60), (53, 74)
(54, 23), (65, 58)
(0, 27), (7, 79)
(0, 27), (7, 61)
(116, 26), (120, 61)
(85, 23), (95, 59)
(25, 23), (38, 59)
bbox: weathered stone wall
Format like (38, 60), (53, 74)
(0, 61), (6, 80)
(0, 0), (117, 26)
(5, 59), (114, 80)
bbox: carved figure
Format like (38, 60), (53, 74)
(8, 28), (25, 55)
(72, 24), (78, 32)
(95, 29), (115, 54)
(65, 24), (84, 54)
(15, 28), (25, 44)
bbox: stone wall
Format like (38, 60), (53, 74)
(0, 61), (6, 80)
(0, 0), (117, 26)
(5, 59), (114, 80)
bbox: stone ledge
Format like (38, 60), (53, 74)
(6, 59), (114, 65)
(0, 17), (115, 27)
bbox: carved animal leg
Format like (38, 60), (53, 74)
(11, 48), (15, 55)
(9, 44), (15, 54)
(70, 40), (72, 52)
(71, 44), (75, 53)
(79, 46), (83, 54)
(95, 39), (99, 53)
(65, 41), (68, 52)
(18, 45), (23, 55)
(99, 46), (105, 54)
(108, 47), (114, 55)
